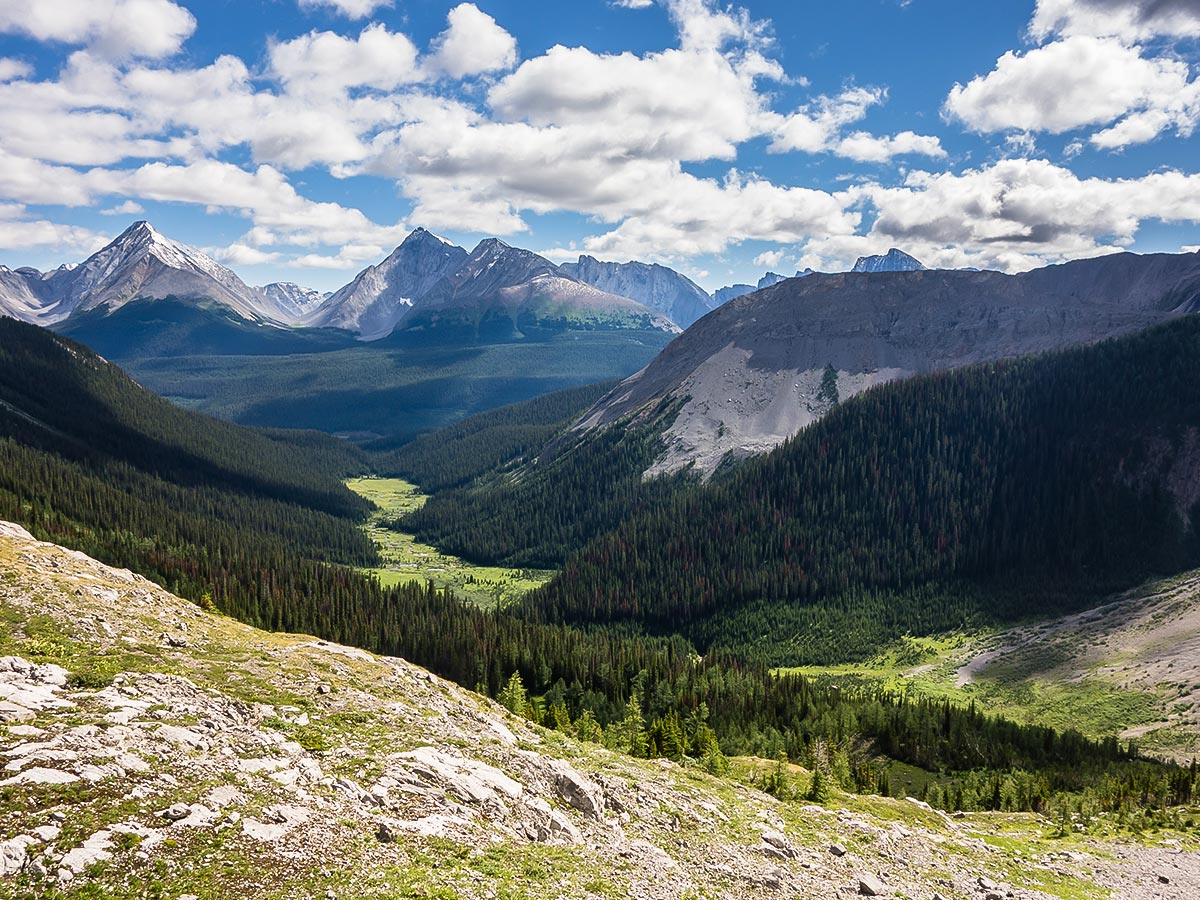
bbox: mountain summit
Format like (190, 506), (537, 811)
(399, 239), (680, 341)
(47, 221), (272, 321)
(559, 255), (715, 328)
(0, 221), (289, 326)
(304, 227), (469, 340)
(851, 248), (926, 273)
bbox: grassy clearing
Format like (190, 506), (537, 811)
(779, 631), (1165, 744)
(347, 476), (553, 607)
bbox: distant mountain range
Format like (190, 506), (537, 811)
(0, 222), (274, 325)
(573, 249), (1200, 476)
(0, 221), (950, 342)
(0, 222), (685, 343)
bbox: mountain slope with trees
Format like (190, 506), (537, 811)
(522, 316), (1200, 664)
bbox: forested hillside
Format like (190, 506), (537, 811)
(0, 317), (375, 604)
(524, 317), (1200, 663)
(373, 380), (617, 491)
(400, 398), (687, 568)
(2, 317), (1196, 821)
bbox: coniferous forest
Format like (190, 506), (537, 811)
(403, 317), (1200, 664)
(0, 316), (1197, 822)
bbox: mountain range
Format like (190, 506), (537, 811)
(573, 249), (1200, 476)
(0, 222), (948, 344)
(0, 222), (689, 343)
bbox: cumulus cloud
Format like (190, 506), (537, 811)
(945, 36), (1197, 143)
(209, 244), (284, 266)
(428, 4), (519, 79)
(0, 58), (31, 81)
(666, 0), (769, 52)
(1030, 0), (1200, 41)
(836, 130), (945, 162)
(270, 25), (420, 95)
(0, 0), (196, 59)
(753, 249), (785, 267)
(947, 2), (1200, 150)
(771, 87), (944, 161)
(101, 200), (144, 216)
(803, 158), (1200, 272)
(1, 0), (1196, 277)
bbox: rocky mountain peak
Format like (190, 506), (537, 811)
(851, 248), (926, 274)
(559, 254), (715, 328)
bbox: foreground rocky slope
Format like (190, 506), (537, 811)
(0, 520), (1196, 899)
(577, 249), (1200, 477)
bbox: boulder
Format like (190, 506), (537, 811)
(547, 760), (604, 820)
(857, 873), (888, 896)
(0, 835), (35, 877)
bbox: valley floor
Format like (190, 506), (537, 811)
(347, 476), (553, 607)
(782, 572), (1200, 761)
(0, 521), (1197, 899)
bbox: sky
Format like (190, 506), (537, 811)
(0, 0), (1198, 293)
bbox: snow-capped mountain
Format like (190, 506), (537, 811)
(304, 228), (468, 340)
(0, 266), (58, 324)
(851, 248), (926, 273)
(558, 256), (715, 328)
(257, 282), (328, 321)
(13, 222), (278, 325)
(400, 239), (680, 339)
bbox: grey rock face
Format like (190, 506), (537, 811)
(573, 250), (1200, 477)
(256, 282), (327, 321)
(560, 255), (715, 328)
(851, 248), (926, 273)
(303, 228), (469, 340)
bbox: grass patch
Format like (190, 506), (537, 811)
(347, 476), (553, 607)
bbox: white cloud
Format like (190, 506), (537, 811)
(489, 44), (774, 161)
(771, 87), (943, 161)
(101, 200), (144, 216)
(753, 249), (785, 267)
(0, 0), (196, 59)
(836, 129), (945, 162)
(297, 0), (392, 18)
(946, 36), (1195, 138)
(289, 244), (393, 268)
(0, 58), (31, 81)
(0, 205), (105, 254)
(1030, 0), (1200, 41)
(428, 4), (518, 79)
(95, 160), (411, 250)
(612, 0), (655, 7)
(803, 158), (1200, 273)
(209, 244), (284, 266)
(270, 25), (420, 94)
(0, 149), (95, 206)
(666, 0), (769, 53)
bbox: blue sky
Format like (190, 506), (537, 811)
(0, 0), (1198, 292)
